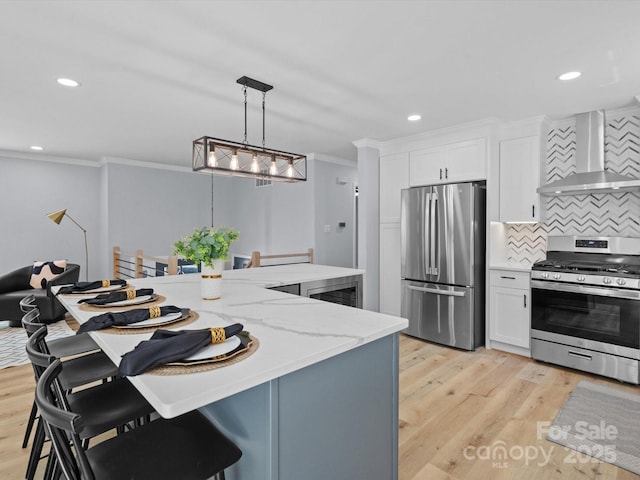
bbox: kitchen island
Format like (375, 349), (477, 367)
(56, 264), (408, 480)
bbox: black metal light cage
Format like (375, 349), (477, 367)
(192, 137), (307, 182)
(192, 76), (307, 182)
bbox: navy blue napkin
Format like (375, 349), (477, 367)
(77, 306), (184, 334)
(78, 288), (154, 305)
(57, 279), (127, 295)
(118, 323), (244, 376)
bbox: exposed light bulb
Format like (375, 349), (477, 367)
(230, 151), (239, 170)
(270, 157), (277, 176)
(287, 160), (294, 178)
(207, 149), (217, 167)
(251, 154), (259, 173)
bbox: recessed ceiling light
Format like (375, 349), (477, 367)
(558, 71), (581, 81)
(408, 114), (421, 122)
(30, 146), (44, 151)
(57, 78), (80, 87)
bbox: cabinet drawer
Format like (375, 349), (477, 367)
(490, 269), (530, 289)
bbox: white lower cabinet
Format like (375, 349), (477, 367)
(489, 269), (531, 351)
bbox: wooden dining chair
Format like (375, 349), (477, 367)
(36, 359), (243, 480)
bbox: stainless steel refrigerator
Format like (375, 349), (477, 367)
(400, 181), (486, 350)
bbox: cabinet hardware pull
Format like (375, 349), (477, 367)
(500, 275), (516, 280)
(445, 167), (448, 179)
(532, 205), (535, 217)
(439, 168), (443, 180)
(523, 294), (527, 308)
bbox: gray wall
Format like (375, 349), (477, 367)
(0, 153), (356, 278)
(313, 161), (356, 267)
(0, 154), (101, 276)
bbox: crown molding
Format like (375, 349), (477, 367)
(0, 149), (100, 167)
(307, 152), (357, 167)
(352, 138), (381, 150)
(100, 156), (193, 173)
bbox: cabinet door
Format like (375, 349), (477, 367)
(499, 136), (540, 222)
(490, 286), (530, 348)
(380, 152), (409, 223)
(409, 146), (445, 186)
(446, 138), (486, 183)
(379, 223), (401, 316)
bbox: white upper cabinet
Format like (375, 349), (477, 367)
(409, 138), (486, 186)
(379, 152), (409, 223)
(498, 117), (549, 223)
(499, 136), (541, 222)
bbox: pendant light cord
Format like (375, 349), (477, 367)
(262, 91), (266, 149)
(243, 85), (248, 145)
(211, 173), (214, 227)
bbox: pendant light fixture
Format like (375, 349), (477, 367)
(192, 76), (307, 182)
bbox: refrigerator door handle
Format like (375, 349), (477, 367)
(406, 285), (466, 297)
(424, 192), (431, 276)
(430, 191), (438, 276)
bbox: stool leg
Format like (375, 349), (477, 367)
(25, 417), (45, 480)
(22, 401), (38, 448)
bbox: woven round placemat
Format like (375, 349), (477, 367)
(98, 310), (200, 335)
(78, 294), (167, 312)
(147, 335), (259, 375)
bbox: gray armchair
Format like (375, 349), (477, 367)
(0, 264), (80, 327)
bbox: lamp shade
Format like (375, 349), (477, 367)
(47, 209), (67, 225)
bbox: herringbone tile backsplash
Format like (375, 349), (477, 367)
(506, 108), (640, 264)
(506, 223), (548, 265)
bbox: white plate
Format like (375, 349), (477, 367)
(116, 311), (183, 328)
(182, 335), (242, 361)
(93, 294), (156, 308)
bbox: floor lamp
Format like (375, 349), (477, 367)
(47, 209), (89, 281)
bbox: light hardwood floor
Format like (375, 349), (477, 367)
(1, 332), (638, 479)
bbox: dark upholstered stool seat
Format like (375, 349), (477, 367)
(85, 410), (242, 480)
(37, 360), (242, 480)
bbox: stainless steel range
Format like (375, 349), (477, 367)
(530, 236), (640, 384)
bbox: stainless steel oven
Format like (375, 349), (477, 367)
(530, 236), (640, 384)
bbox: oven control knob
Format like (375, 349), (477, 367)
(603, 277), (612, 284)
(541, 272), (549, 279)
(577, 275), (586, 282)
(617, 278), (626, 286)
(553, 273), (561, 280)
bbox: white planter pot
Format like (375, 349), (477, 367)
(201, 259), (224, 300)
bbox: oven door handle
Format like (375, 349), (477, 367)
(531, 279), (640, 300)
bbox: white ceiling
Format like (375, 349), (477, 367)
(1, 0), (640, 166)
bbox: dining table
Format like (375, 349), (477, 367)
(55, 264), (408, 480)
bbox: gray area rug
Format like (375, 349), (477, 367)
(0, 320), (74, 368)
(547, 380), (640, 475)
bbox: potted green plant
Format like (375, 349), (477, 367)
(173, 226), (239, 300)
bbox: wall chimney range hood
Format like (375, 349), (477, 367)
(537, 110), (640, 196)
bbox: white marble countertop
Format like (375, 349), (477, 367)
(489, 263), (532, 273)
(221, 263), (365, 287)
(56, 265), (406, 418)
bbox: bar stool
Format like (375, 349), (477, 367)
(20, 307), (119, 461)
(36, 359), (242, 480)
(25, 327), (155, 480)
(20, 294), (101, 357)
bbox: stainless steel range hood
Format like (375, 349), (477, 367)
(537, 110), (640, 196)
